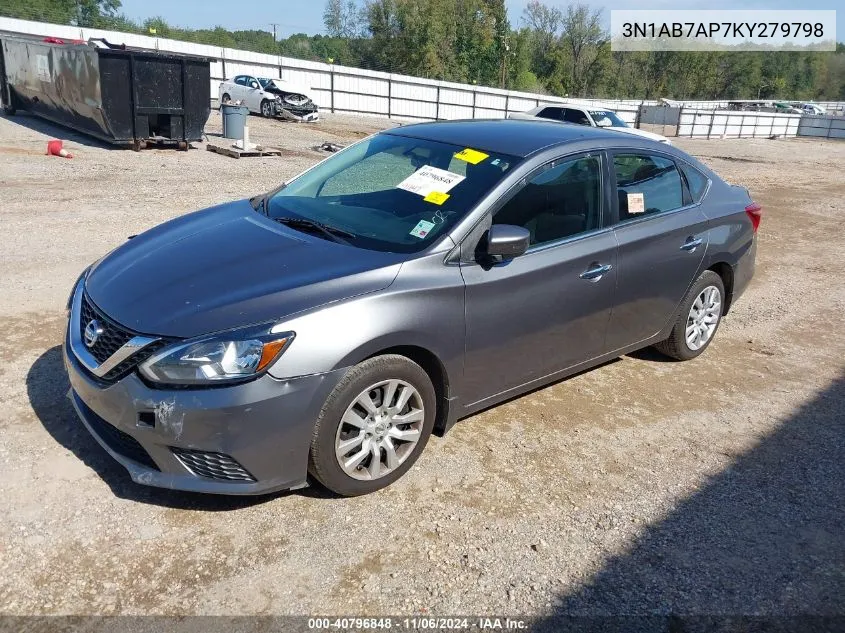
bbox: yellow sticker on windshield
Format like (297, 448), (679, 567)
(424, 191), (450, 205)
(453, 148), (489, 165)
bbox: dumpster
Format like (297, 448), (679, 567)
(221, 103), (248, 139)
(0, 34), (213, 149)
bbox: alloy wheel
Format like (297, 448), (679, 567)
(335, 379), (425, 481)
(686, 285), (721, 351)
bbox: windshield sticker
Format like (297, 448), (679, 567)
(410, 219), (436, 239)
(627, 192), (645, 214)
(453, 148), (489, 165)
(397, 165), (465, 197)
(423, 191), (450, 206)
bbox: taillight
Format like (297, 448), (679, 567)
(745, 203), (762, 233)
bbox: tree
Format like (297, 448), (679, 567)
(560, 3), (606, 96)
(323, 0), (362, 39)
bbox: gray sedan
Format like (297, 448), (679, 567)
(64, 119), (759, 496)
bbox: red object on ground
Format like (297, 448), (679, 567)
(46, 140), (73, 159)
(43, 37), (65, 44)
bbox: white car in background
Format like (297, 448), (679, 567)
(218, 75), (319, 122)
(510, 103), (671, 144)
(796, 103), (826, 115)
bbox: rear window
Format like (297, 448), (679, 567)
(679, 163), (710, 203)
(537, 107), (563, 121)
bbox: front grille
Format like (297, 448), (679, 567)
(74, 394), (160, 471)
(171, 448), (255, 482)
(77, 292), (166, 383)
(79, 294), (134, 364)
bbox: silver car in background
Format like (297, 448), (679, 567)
(64, 119), (759, 497)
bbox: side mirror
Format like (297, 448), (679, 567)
(485, 224), (530, 258)
(250, 81), (259, 89)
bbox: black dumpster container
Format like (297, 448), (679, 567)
(0, 34), (213, 149)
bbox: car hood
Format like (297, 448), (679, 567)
(607, 126), (671, 143)
(85, 200), (405, 338)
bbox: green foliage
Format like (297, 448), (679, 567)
(2, 0), (843, 100)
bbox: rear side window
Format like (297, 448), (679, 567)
(235, 76), (246, 85)
(614, 154), (683, 221)
(562, 109), (590, 125)
(537, 107), (563, 121)
(679, 162), (709, 203)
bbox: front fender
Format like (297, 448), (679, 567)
(266, 256), (465, 394)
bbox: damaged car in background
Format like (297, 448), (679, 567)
(218, 75), (319, 121)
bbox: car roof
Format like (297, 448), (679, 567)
(386, 118), (657, 158)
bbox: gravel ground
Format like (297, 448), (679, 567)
(0, 111), (843, 620)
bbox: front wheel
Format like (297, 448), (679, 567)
(260, 99), (274, 118)
(308, 355), (436, 496)
(654, 270), (725, 360)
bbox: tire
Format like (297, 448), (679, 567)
(308, 354), (436, 496)
(260, 99), (274, 118)
(654, 270), (725, 361)
(220, 93), (231, 106)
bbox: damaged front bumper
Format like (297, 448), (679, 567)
(63, 331), (347, 495)
(273, 101), (320, 122)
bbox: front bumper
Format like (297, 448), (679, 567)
(63, 334), (347, 495)
(274, 102), (320, 122)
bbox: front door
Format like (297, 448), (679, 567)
(460, 153), (618, 407)
(605, 152), (708, 351)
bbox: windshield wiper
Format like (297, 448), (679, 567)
(272, 216), (354, 245)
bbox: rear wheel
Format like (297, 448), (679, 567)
(654, 270), (725, 360)
(308, 355), (436, 496)
(220, 93), (231, 106)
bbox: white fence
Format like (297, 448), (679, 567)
(677, 109), (802, 138)
(797, 114), (845, 140)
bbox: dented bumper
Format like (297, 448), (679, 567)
(63, 333), (347, 495)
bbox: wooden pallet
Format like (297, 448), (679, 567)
(206, 142), (282, 159)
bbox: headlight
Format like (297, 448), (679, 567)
(139, 326), (294, 386)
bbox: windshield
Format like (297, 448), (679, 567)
(589, 110), (628, 128)
(258, 78), (276, 88)
(265, 133), (519, 253)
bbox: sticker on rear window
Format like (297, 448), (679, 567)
(627, 193), (645, 214)
(397, 165), (465, 197)
(423, 191), (450, 205)
(410, 219), (436, 239)
(453, 148), (489, 165)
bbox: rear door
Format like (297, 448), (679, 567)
(460, 152), (617, 406)
(604, 151), (709, 351)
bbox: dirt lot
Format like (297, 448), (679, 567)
(1, 110), (843, 619)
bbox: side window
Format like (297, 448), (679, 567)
(562, 109), (590, 125)
(494, 155), (602, 247)
(234, 76), (246, 85)
(614, 154), (683, 221)
(537, 107), (563, 121)
(679, 162), (709, 203)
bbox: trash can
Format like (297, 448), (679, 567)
(221, 104), (249, 139)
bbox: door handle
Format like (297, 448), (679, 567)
(580, 263), (613, 281)
(680, 237), (703, 252)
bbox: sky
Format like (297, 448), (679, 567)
(119, 0), (842, 42)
